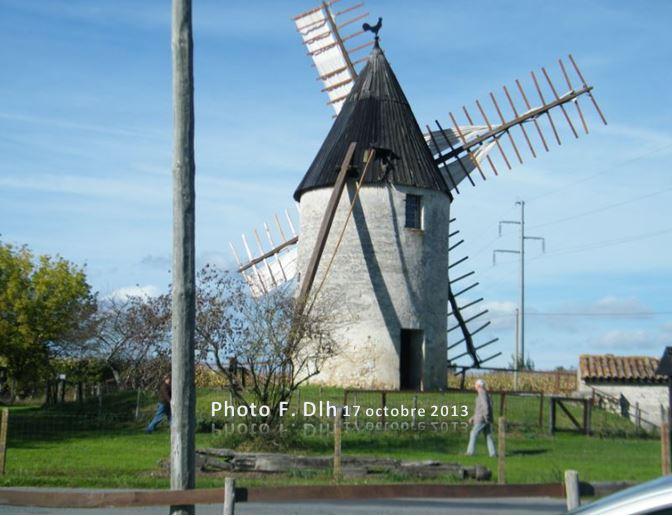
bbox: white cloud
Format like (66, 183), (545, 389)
(480, 300), (518, 331)
(595, 329), (651, 350)
(586, 296), (651, 316)
(551, 296), (653, 319)
(107, 284), (161, 301)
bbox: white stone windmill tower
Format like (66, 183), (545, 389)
(230, 1), (607, 391)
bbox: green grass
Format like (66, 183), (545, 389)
(0, 387), (661, 489)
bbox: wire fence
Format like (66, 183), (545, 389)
(4, 379), (658, 443)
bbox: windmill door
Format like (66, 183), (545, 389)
(400, 329), (424, 390)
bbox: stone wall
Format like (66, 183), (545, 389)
(297, 182), (450, 390)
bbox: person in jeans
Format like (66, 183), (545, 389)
(466, 378), (497, 457)
(145, 374), (171, 433)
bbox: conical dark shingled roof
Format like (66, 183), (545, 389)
(294, 43), (449, 201)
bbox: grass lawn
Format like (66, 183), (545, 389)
(0, 387), (662, 489)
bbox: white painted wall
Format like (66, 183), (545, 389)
(578, 376), (668, 428)
(297, 182), (450, 390)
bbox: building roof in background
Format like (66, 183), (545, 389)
(293, 43), (449, 201)
(579, 354), (667, 384)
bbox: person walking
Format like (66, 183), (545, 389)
(466, 378), (497, 457)
(145, 374), (171, 433)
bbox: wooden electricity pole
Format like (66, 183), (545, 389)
(170, 0), (196, 514)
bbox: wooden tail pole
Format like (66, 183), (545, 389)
(297, 142), (357, 308)
(223, 477), (235, 515)
(564, 470), (580, 511)
(305, 146), (378, 314)
(497, 416), (506, 484)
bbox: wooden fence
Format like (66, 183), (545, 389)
(0, 481), (633, 510)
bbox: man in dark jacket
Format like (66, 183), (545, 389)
(145, 374), (171, 433)
(465, 378), (496, 456)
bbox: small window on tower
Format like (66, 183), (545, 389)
(405, 194), (423, 229)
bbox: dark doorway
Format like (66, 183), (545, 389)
(400, 329), (424, 390)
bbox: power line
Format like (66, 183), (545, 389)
(492, 201), (546, 370)
(526, 141), (672, 204)
(528, 226), (672, 260)
(488, 311), (672, 319)
(529, 184), (672, 229)
(486, 226), (672, 268)
(529, 311), (672, 317)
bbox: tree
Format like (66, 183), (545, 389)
(86, 294), (171, 390)
(508, 353), (535, 371)
(195, 266), (337, 428)
(0, 241), (95, 402)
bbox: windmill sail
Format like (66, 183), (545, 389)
(229, 210), (299, 298)
(446, 217), (500, 369)
(233, 7), (606, 376)
(294, 1), (372, 114)
(427, 55), (607, 193)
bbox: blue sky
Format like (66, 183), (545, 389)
(1, 0), (671, 369)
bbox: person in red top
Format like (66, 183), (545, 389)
(145, 374), (171, 433)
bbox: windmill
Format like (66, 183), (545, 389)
(229, 1), (607, 390)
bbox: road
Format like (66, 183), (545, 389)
(0, 497), (566, 514)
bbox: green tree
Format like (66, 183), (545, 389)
(0, 241), (95, 401)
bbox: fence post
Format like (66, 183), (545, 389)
(586, 399), (592, 435)
(296, 389), (301, 415)
(334, 406), (343, 481)
(499, 392), (507, 417)
(497, 416), (506, 484)
(0, 409), (8, 475)
(97, 383), (103, 416)
(539, 392), (544, 429)
(57, 379), (65, 404)
(412, 395), (418, 429)
(223, 477), (235, 515)
(564, 470), (580, 511)
(380, 392), (386, 426)
(135, 390), (142, 421)
(661, 422), (671, 476)
(635, 403), (641, 431)
(549, 398), (556, 434)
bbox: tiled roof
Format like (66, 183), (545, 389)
(579, 354), (667, 384)
(294, 43), (449, 201)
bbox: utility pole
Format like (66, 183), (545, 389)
(170, 0), (196, 514)
(493, 201), (545, 372)
(513, 308), (519, 390)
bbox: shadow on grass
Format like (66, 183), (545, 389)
(7, 416), (149, 448)
(508, 448), (549, 456)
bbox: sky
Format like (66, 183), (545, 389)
(1, 0), (671, 370)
